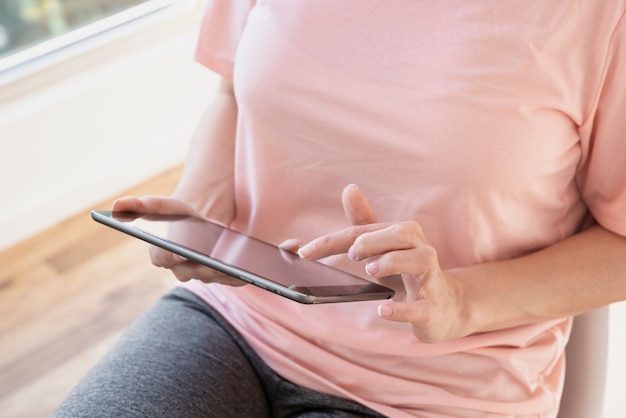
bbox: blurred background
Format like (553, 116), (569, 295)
(0, 0), (148, 57)
(0, 0), (624, 416)
(0, 0), (217, 249)
(0, 0), (218, 415)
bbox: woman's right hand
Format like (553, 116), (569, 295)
(113, 195), (246, 286)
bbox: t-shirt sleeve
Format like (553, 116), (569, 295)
(194, 0), (256, 79)
(577, 11), (626, 237)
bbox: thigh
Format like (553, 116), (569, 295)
(52, 287), (271, 418)
(274, 378), (386, 418)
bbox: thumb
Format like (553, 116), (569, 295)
(278, 238), (304, 253)
(377, 301), (431, 326)
(113, 195), (198, 216)
(342, 184), (378, 225)
(378, 301), (452, 343)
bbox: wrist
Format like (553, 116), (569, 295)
(448, 262), (542, 336)
(447, 264), (522, 337)
(446, 268), (485, 338)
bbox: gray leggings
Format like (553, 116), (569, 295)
(52, 287), (386, 418)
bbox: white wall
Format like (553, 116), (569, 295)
(605, 302), (626, 417)
(0, 0), (218, 251)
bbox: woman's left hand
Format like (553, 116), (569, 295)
(296, 184), (471, 343)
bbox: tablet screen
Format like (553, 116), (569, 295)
(91, 210), (395, 304)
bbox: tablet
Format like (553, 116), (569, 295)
(91, 210), (395, 304)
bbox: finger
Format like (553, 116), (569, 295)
(113, 195), (198, 216)
(377, 300), (427, 321)
(112, 196), (143, 212)
(169, 262), (246, 286)
(278, 238), (304, 253)
(279, 239), (304, 264)
(149, 245), (187, 268)
(298, 185), (379, 260)
(362, 250), (426, 278)
(361, 246), (439, 279)
(148, 239), (246, 285)
(378, 300), (432, 329)
(297, 223), (391, 260)
(350, 222), (430, 262)
(342, 184), (378, 225)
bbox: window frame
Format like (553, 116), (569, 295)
(0, 0), (188, 86)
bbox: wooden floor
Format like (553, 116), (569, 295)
(0, 166), (183, 418)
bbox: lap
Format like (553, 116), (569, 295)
(52, 286), (383, 418)
(53, 286), (270, 417)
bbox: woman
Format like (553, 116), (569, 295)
(54, 1), (626, 417)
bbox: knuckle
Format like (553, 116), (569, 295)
(408, 220), (424, 237)
(149, 256), (162, 267)
(347, 225), (363, 238)
(349, 226), (368, 249)
(411, 309), (441, 343)
(392, 222), (418, 247)
(414, 331), (442, 344)
(172, 270), (191, 282)
(391, 223), (405, 240)
(150, 247), (182, 269)
(150, 197), (164, 212)
(320, 234), (335, 248)
(419, 245), (439, 267)
(347, 226), (368, 245)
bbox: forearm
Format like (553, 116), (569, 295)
(456, 225), (626, 334)
(171, 78), (237, 222)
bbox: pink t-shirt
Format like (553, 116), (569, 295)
(184, 1), (626, 417)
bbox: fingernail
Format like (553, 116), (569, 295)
(298, 244), (313, 259)
(345, 183), (359, 191)
(365, 261), (379, 275)
(348, 245), (356, 260)
(378, 304), (394, 317)
(172, 254), (188, 263)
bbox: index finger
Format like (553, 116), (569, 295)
(297, 222), (392, 260)
(149, 244), (187, 268)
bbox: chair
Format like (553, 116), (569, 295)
(557, 307), (609, 418)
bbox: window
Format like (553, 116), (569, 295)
(0, 0), (181, 74)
